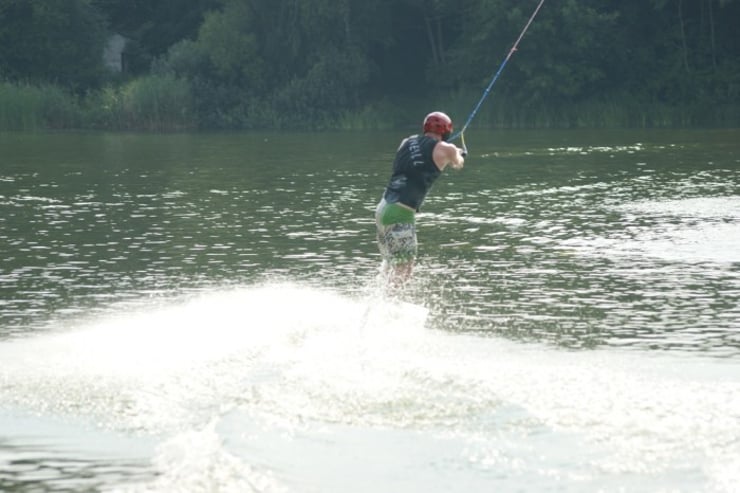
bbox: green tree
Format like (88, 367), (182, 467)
(92, 0), (219, 74)
(156, 0), (385, 128)
(443, 1), (618, 101)
(0, 0), (106, 90)
(618, 0), (740, 108)
(3, 0), (738, 129)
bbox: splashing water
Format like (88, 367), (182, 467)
(2, 129), (739, 491)
(1, 283), (738, 492)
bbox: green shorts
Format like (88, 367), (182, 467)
(375, 199), (417, 264)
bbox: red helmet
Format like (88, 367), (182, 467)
(423, 111), (453, 140)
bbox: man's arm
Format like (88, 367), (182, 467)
(433, 141), (465, 170)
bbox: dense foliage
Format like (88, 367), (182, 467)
(0, 0), (738, 129)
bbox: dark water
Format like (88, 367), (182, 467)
(1, 129), (739, 492)
(2, 130), (738, 351)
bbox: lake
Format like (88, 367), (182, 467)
(1, 128), (739, 492)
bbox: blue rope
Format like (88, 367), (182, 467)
(451, 0), (546, 143)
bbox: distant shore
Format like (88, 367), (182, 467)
(1, 79), (738, 133)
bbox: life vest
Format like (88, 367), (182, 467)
(382, 134), (441, 212)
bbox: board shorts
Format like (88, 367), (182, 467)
(375, 198), (417, 264)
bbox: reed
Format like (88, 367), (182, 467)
(0, 76), (195, 131)
(436, 90), (739, 130)
(88, 75), (196, 131)
(0, 82), (81, 131)
(0, 79), (736, 131)
(337, 99), (418, 131)
(124, 74), (195, 130)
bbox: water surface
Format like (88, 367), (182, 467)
(1, 129), (739, 492)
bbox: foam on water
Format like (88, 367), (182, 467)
(1, 283), (739, 492)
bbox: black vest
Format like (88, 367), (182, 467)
(382, 135), (441, 211)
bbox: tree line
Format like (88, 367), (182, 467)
(1, 0), (738, 130)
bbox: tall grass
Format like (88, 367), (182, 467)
(442, 89), (740, 129)
(1, 79), (736, 131)
(0, 75), (195, 132)
(338, 99), (423, 131)
(0, 82), (81, 130)
(88, 74), (196, 131)
(121, 74), (195, 130)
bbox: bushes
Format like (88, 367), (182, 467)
(89, 74), (196, 131)
(0, 82), (81, 130)
(0, 76), (195, 132)
(0, 77), (736, 132)
(0, 0), (106, 91)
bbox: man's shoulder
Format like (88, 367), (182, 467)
(419, 134), (440, 148)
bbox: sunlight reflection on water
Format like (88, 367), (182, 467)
(1, 130), (739, 492)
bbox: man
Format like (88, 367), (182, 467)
(375, 111), (466, 285)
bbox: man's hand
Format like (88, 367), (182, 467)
(450, 147), (465, 169)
